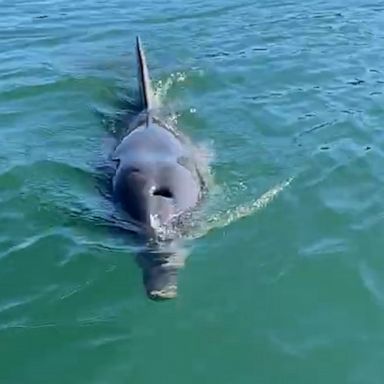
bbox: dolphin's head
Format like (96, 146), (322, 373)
(136, 243), (187, 300)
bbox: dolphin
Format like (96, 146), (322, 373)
(110, 37), (205, 300)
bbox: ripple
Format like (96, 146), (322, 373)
(359, 262), (384, 308)
(2, 0), (384, 381)
(141, 1), (255, 24)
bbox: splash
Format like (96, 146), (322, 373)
(153, 71), (187, 108)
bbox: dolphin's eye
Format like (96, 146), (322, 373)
(153, 187), (173, 198)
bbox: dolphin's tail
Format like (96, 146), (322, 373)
(136, 36), (154, 112)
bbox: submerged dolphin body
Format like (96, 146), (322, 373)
(111, 37), (205, 299)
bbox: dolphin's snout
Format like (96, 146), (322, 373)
(148, 285), (178, 300)
(144, 263), (180, 301)
(137, 248), (183, 301)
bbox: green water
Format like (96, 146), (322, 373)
(2, 0), (384, 382)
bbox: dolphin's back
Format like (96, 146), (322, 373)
(113, 122), (201, 229)
(112, 38), (203, 232)
(110, 37), (205, 299)
(113, 123), (184, 162)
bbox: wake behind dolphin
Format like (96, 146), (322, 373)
(186, 177), (294, 240)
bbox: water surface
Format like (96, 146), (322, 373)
(1, 0), (384, 383)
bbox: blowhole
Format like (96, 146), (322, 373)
(153, 187), (173, 198)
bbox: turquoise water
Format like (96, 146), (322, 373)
(2, 0), (384, 382)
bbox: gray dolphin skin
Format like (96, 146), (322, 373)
(111, 37), (204, 300)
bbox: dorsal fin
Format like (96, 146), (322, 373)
(136, 36), (153, 116)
